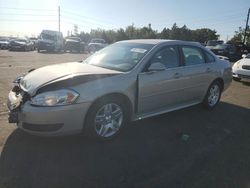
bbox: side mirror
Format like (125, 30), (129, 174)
(242, 54), (247, 58)
(148, 62), (166, 72)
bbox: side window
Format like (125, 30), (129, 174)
(150, 46), (179, 69)
(205, 51), (215, 63)
(182, 46), (205, 66)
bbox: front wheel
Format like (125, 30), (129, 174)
(85, 98), (127, 141)
(203, 81), (222, 109)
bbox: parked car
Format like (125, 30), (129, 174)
(88, 38), (108, 53)
(64, 37), (85, 53)
(9, 38), (34, 51)
(37, 30), (64, 52)
(205, 40), (224, 50)
(0, 37), (10, 49)
(29, 37), (38, 50)
(232, 53), (250, 81)
(210, 44), (241, 62)
(234, 42), (249, 56)
(7, 40), (232, 140)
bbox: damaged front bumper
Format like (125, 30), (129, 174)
(7, 85), (91, 136)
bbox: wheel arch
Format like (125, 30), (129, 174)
(212, 77), (224, 91)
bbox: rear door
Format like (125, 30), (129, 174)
(138, 45), (185, 114)
(180, 46), (215, 103)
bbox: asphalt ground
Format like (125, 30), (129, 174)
(0, 50), (249, 188)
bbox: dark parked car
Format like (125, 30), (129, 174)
(64, 37), (85, 53)
(210, 44), (241, 62)
(235, 43), (249, 56)
(88, 38), (108, 53)
(9, 38), (34, 51)
(0, 37), (10, 49)
(205, 40), (224, 50)
(37, 30), (64, 53)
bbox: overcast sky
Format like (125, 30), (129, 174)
(0, 0), (249, 41)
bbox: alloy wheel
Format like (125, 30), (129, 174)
(94, 103), (123, 138)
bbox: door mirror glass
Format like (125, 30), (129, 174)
(148, 62), (166, 72)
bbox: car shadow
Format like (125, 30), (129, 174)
(242, 81), (250, 86)
(0, 102), (249, 188)
(38, 51), (65, 55)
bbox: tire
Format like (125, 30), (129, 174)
(84, 97), (128, 141)
(203, 81), (222, 109)
(233, 77), (241, 82)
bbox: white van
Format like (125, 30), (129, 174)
(37, 30), (64, 52)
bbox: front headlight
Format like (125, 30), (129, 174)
(233, 60), (241, 69)
(31, 89), (79, 106)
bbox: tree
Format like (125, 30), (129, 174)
(229, 27), (250, 45)
(159, 28), (170, 39)
(192, 28), (219, 43)
(78, 23), (220, 44)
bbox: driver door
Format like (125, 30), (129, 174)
(137, 46), (185, 114)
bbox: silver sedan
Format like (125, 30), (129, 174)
(7, 40), (232, 140)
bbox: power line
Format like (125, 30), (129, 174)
(0, 6), (57, 12)
(61, 15), (116, 29)
(0, 19), (57, 22)
(154, 12), (245, 25)
(0, 13), (57, 16)
(61, 9), (118, 26)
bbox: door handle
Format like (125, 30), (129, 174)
(173, 72), (181, 79)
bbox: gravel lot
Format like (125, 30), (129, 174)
(0, 50), (249, 188)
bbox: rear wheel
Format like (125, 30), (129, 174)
(203, 81), (222, 109)
(85, 97), (128, 141)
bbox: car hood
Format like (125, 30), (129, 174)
(239, 58), (250, 66)
(12, 41), (26, 45)
(20, 62), (121, 96)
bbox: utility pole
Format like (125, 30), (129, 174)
(58, 6), (61, 32)
(243, 8), (250, 44)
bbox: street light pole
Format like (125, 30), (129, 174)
(58, 6), (61, 32)
(243, 8), (250, 44)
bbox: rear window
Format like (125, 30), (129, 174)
(182, 46), (205, 66)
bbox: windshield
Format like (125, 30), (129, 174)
(84, 43), (154, 72)
(245, 54), (250, 59)
(214, 44), (228, 49)
(41, 33), (56, 41)
(207, 40), (223, 46)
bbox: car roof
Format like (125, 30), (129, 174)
(117, 39), (203, 47)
